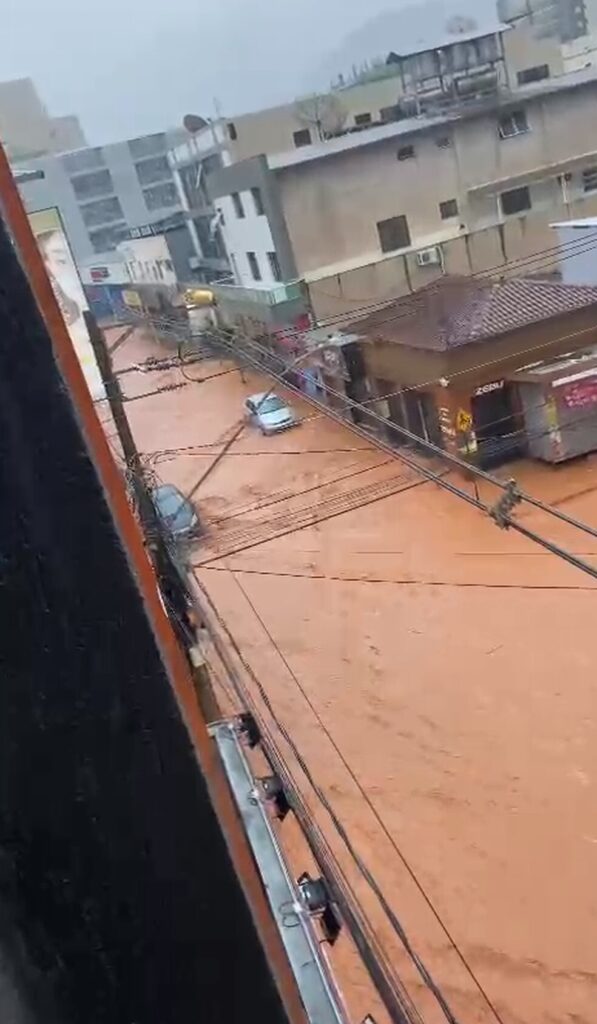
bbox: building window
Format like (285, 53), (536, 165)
(439, 198), (459, 220)
(251, 187), (265, 216)
(228, 122), (238, 140)
(231, 191), (245, 218)
(436, 135), (452, 149)
(293, 128), (311, 148)
(88, 223), (127, 253)
(62, 147), (105, 174)
(128, 133), (167, 159)
(582, 167), (597, 192)
(501, 185), (532, 215)
(267, 251), (282, 282)
(142, 182), (179, 211)
(498, 109), (529, 139)
(354, 112), (372, 126)
(517, 65), (550, 85)
(134, 155), (172, 186)
(192, 216), (225, 259)
(397, 144), (415, 161)
(247, 251), (261, 281)
(377, 215), (411, 253)
(71, 168), (114, 200)
(380, 105), (399, 123)
(80, 196), (124, 227)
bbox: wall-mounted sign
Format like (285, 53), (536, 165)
(90, 266), (110, 282)
(28, 207), (104, 400)
(560, 378), (597, 409)
(474, 380), (504, 397)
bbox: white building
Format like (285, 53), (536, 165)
(551, 215), (597, 284)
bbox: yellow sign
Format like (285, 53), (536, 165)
(123, 289), (143, 309)
(456, 408), (473, 433)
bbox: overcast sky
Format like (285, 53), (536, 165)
(3, 0), (494, 143)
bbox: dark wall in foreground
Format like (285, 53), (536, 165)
(0, 216), (288, 1024)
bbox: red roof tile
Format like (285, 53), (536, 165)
(349, 275), (597, 350)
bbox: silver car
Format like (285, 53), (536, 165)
(152, 484), (200, 538)
(245, 392), (297, 435)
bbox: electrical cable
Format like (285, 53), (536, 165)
(229, 570), (506, 1024)
(194, 573), (427, 1024)
(193, 575), (465, 1024)
(218, 329), (597, 543)
(194, 328), (597, 579)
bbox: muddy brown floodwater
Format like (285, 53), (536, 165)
(109, 328), (597, 1024)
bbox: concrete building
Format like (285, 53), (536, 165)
(206, 61), (597, 328)
(0, 78), (85, 161)
(348, 275), (597, 467)
(17, 130), (189, 274)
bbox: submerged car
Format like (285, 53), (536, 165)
(152, 484), (199, 538)
(245, 392), (298, 435)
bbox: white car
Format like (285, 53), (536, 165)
(245, 392), (298, 435)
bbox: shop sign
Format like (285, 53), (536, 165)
(560, 378), (597, 409)
(474, 380), (504, 397)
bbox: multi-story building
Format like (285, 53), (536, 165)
(0, 77), (85, 161)
(205, 56), (597, 328)
(17, 131), (190, 273)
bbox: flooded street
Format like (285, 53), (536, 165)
(110, 328), (597, 1024)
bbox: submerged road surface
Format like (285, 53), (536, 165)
(107, 327), (597, 1024)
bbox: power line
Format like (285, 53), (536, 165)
(193, 574), (466, 1024)
(195, 572), (428, 1024)
(223, 329), (597, 542)
(201, 328), (597, 580)
(230, 570), (506, 1024)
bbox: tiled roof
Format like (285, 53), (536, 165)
(349, 276), (597, 351)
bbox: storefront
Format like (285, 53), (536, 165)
(511, 349), (597, 463)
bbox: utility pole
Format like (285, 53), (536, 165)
(85, 313), (193, 645)
(85, 312), (221, 719)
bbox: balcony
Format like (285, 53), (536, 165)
(212, 279), (303, 307)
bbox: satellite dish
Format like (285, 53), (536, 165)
(183, 113), (209, 134)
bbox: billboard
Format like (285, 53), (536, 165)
(28, 208), (104, 399)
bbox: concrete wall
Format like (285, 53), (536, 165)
(556, 224), (597, 282)
(502, 21), (565, 81)
(225, 76), (404, 163)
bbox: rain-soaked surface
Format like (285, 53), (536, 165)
(105, 327), (597, 1024)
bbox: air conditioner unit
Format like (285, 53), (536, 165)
(188, 255), (201, 269)
(416, 246), (442, 267)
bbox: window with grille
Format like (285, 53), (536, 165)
(80, 196), (124, 227)
(354, 113), (372, 126)
(88, 223), (127, 253)
(436, 135), (452, 149)
(251, 187), (265, 216)
(582, 167), (597, 192)
(142, 182), (178, 211)
(135, 156), (172, 186)
(498, 109), (529, 139)
(267, 251), (282, 282)
(439, 198), (459, 220)
(293, 129), (311, 148)
(397, 145), (415, 161)
(62, 147), (105, 174)
(71, 168), (114, 200)
(228, 122), (238, 140)
(128, 133), (167, 159)
(377, 215), (411, 253)
(500, 186), (531, 215)
(247, 251), (261, 280)
(517, 65), (550, 85)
